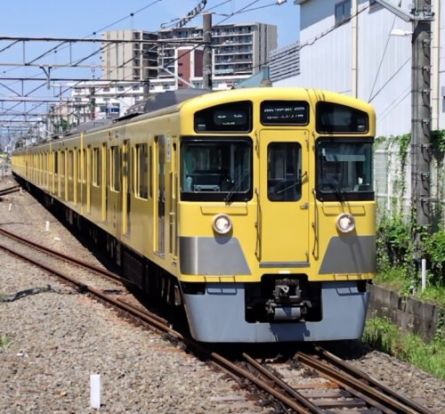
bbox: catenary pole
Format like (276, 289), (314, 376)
(411, 0), (433, 249)
(203, 13), (213, 90)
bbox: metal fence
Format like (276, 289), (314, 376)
(374, 139), (445, 227)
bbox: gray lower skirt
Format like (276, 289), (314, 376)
(182, 281), (369, 343)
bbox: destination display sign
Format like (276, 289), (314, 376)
(260, 101), (309, 125)
(194, 101), (252, 132)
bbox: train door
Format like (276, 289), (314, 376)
(155, 135), (166, 256)
(101, 143), (107, 222)
(168, 140), (177, 258)
(259, 130), (310, 266)
(121, 140), (130, 235)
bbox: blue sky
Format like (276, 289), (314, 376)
(0, 1), (299, 44)
(0, 1), (299, 80)
(0, 0), (299, 142)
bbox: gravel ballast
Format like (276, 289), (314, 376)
(1, 176), (445, 413)
(0, 179), (269, 413)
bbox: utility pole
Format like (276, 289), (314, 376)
(411, 0), (433, 243)
(375, 0), (434, 255)
(203, 12), (212, 90)
(89, 87), (96, 120)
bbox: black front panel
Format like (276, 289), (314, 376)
(260, 101), (309, 125)
(194, 101), (252, 133)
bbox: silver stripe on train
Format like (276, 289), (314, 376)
(319, 235), (376, 274)
(180, 236), (251, 275)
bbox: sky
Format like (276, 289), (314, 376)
(0, 0), (299, 44)
(0, 0), (300, 143)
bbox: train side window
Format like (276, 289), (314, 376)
(111, 146), (121, 192)
(149, 145), (153, 198)
(60, 151), (65, 177)
(68, 150), (74, 179)
(136, 143), (149, 199)
(54, 152), (58, 174)
(77, 149), (81, 182)
(267, 142), (302, 202)
(92, 148), (101, 187)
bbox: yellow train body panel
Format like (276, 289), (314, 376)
(12, 87), (376, 342)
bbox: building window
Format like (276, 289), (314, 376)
(335, 0), (351, 25)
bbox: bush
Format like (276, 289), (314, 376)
(423, 230), (445, 285)
(377, 216), (412, 269)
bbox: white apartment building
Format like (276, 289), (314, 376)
(70, 81), (147, 121)
(102, 30), (158, 81)
(102, 23), (277, 91)
(158, 22), (277, 83)
(276, 0), (443, 137)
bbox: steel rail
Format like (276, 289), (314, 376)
(0, 231), (305, 412)
(210, 352), (309, 413)
(297, 351), (425, 414)
(0, 239), (181, 340)
(242, 353), (323, 413)
(0, 185), (20, 195)
(0, 228), (327, 413)
(0, 226), (131, 285)
(314, 346), (435, 414)
(0, 229), (434, 414)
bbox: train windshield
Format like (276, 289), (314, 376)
(316, 138), (374, 201)
(181, 138), (252, 202)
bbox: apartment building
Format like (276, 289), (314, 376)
(102, 30), (158, 81)
(102, 22), (277, 90)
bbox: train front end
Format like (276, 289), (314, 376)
(177, 88), (376, 343)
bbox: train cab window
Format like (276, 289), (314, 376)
(316, 138), (373, 201)
(92, 148), (101, 187)
(267, 143), (301, 201)
(111, 146), (121, 192)
(136, 144), (149, 199)
(181, 138), (252, 202)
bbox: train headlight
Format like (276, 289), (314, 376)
(212, 214), (232, 235)
(336, 213), (355, 233)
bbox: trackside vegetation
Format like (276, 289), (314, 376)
(375, 129), (445, 304)
(371, 130), (445, 379)
(364, 317), (445, 380)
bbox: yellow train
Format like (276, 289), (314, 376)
(12, 87), (376, 342)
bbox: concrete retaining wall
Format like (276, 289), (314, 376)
(368, 284), (445, 342)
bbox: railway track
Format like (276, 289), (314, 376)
(0, 226), (434, 414)
(0, 184), (20, 197)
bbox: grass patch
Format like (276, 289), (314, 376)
(364, 317), (445, 380)
(417, 285), (445, 308)
(0, 335), (11, 351)
(375, 267), (411, 292)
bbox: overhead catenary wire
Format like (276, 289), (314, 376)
(3, 0), (289, 136)
(2, 0), (235, 129)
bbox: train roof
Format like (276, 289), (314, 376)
(14, 88), (375, 150)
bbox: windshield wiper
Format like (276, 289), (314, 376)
(225, 172), (249, 204)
